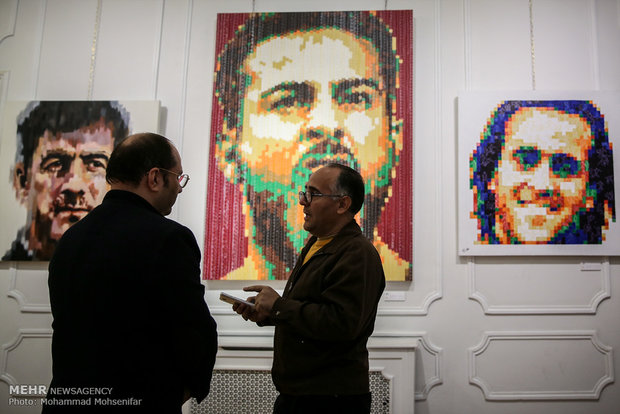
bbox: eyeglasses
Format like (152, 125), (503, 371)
(158, 168), (190, 188)
(298, 191), (347, 204)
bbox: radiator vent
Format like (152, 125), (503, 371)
(191, 370), (390, 413)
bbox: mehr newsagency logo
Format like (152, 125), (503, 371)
(8, 384), (142, 407)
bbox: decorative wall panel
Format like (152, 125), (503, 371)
(469, 331), (614, 400)
(0, 0), (18, 44)
(468, 257), (611, 314)
(0, 329), (52, 392)
(6, 264), (50, 313)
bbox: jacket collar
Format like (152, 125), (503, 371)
(104, 189), (162, 216)
(302, 219), (363, 256)
(288, 220), (364, 289)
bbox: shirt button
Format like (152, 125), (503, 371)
(275, 311), (281, 316)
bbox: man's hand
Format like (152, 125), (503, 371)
(244, 285), (280, 313)
(232, 298), (263, 322)
(232, 285), (281, 322)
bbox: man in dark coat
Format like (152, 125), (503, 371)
(43, 132), (217, 413)
(232, 163), (385, 414)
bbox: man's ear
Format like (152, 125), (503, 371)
(215, 126), (238, 182)
(12, 162), (29, 204)
(144, 168), (162, 192)
(337, 195), (353, 215)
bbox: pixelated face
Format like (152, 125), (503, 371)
(221, 27), (398, 249)
(494, 107), (593, 243)
(28, 121), (114, 252)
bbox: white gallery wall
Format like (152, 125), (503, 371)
(0, 0), (619, 413)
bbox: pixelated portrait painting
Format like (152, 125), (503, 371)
(458, 92), (620, 256)
(204, 10), (413, 280)
(0, 101), (160, 261)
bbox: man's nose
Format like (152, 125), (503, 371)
(528, 159), (552, 189)
(60, 161), (90, 191)
(307, 90), (339, 132)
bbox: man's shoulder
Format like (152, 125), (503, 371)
(55, 196), (198, 263)
(338, 224), (377, 250)
(110, 200), (193, 237)
(327, 229), (382, 265)
(65, 193), (192, 240)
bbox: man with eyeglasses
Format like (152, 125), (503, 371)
(44, 133), (217, 413)
(231, 163), (385, 414)
(470, 100), (616, 244)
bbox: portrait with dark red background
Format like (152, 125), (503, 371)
(204, 10), (413, 281)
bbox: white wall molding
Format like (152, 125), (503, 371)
(428, 0), (444, 317)
(588, 0), (600, 89)
(402, 0), (443, 317)
(177, 0), (193, 152)
(398, 331), (442, 400)
(463, 0), (472, 91)
(6, 265), (51, 313)
(0, 0), (18, 45)
(33, 0), (47, 97)
(376, 292), (441, 316)
(0, 70), (9, 120)
(150, 0), (165, 100)
(469, 331), (614, 400)
(468, 257), (611, 314)
(213, 296), (441, 317)
(0, 328), (52, 392)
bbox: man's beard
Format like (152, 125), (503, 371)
(245, 139), (392, 279)
(29, 210), (56, 260)
(28, 191), (94, 260)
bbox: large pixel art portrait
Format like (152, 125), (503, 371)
(204, 11), (413, 280)
(459, 92), (620, 256)
(0, 100), (160, 261)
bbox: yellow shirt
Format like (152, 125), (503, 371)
(303, 237), (334, 265)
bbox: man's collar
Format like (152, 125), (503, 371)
(307, 219), (361, 245)
(104, 189), (162, 216)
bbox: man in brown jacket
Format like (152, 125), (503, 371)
(233, 163), (385, 413)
